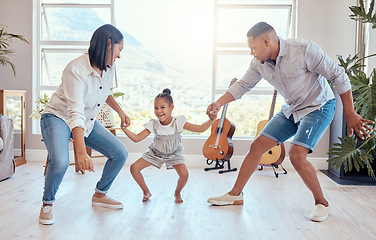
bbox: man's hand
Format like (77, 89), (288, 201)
(207, 111), (218, 120)
(207, 102), (221, 116)
(346, 112), (374, 139)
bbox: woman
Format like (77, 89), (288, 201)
(39, 24), (129, 225)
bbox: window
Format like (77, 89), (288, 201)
(213, 0), (295, 137)
(34, 0), (296, 138)
(33, 0), (113, 132)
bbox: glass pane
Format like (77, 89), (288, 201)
(216, 54), (250, 89)
(41, 51), (86, 87)
(5, 96), (22, 130)
(114, 0), (213, 135)
(217, 7), (292, 43)
(42, 0), (110, 3)
(217, 0), (292, 3)
(41, 7), (111, 41)
(5, 96), (22, 157)
(215, 54), (274, 89)
(219, 93), (284, 137)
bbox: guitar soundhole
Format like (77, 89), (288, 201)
(220, 151), (224, 155)
(268, 150), (272, 154)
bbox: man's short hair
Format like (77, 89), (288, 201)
(246, 22), (275, 39)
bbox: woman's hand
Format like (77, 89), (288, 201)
(119, 112), (131, 129)
(76, 152), (95, 172)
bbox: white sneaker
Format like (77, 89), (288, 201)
(310, 204), (329, 222)
(207, 192), (244, 206)
(39, 205), (54, 225)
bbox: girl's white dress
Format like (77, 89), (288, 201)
(141, 116), (187, 169)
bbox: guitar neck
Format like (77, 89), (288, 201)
(218, 104), (228, 129)
(215, 77), (236, 134)
(268, 89), (278, 121)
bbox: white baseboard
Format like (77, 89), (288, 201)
(25, 149), (329, 170)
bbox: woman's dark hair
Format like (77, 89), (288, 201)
(88, 24), (123, 71)
(246, 22), (275, 39)
(155, 88), (173, 105)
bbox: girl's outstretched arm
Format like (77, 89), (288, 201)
(183, 119), (216, 133)
(122, 128), (151, 142)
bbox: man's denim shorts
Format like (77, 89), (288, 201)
(260, 99), (336, 153)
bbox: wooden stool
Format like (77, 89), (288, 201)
(42, 127), (119, 175)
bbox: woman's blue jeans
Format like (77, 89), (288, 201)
(40, 113), (128, 204)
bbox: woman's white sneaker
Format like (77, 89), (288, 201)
(39, 205), (54, 225)
(92, 195), (123, 209)
(207, 192), (244, 206)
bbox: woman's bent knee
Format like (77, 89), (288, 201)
(114, 146), (128, 166)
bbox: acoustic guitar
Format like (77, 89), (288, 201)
(257, 89), (285, 166)
(203, 78), (237, 161)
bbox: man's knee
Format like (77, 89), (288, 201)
(289, 146), (309, 168)
(248, 136), (277, 156)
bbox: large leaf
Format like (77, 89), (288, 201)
(350, 0), (376, 28)
(0, 53), (16, 74)
(350, 69), (376, 120)
(328, 131), (376, 179)
(337, 54), (364, 76)
(0, 27), (30, 76)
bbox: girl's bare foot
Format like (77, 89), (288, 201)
(143, 192), (152, 202)
(174, 192), (183, 204)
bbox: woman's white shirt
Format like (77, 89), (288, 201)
(43, 54), (114, 137)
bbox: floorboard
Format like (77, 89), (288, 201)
(0, 162), (376, 240)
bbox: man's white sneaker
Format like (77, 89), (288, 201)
(310, 204), (329, 222)
(207, 192), (244, 206)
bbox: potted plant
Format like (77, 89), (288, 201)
(29, 94), (50, 120)
(0, 25), (30, 76)
(328, 0), (376, 179)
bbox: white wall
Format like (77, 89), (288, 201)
(0, 0), (362, 170)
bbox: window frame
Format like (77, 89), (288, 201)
(32, 0), (297, 138)
(211, 0), (297, 100)
(32, 0), (115, 133)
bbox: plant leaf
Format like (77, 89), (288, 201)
(328, 133), (376, 180)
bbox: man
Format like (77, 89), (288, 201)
(206, 22), (374, 222)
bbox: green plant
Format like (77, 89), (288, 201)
(0, 26), (30, 76)
(29, 94), (51, 119)
(328, 0), (376, 179)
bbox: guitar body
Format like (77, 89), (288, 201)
(256, 120), (286, 165)
(203, 118), (235, 161)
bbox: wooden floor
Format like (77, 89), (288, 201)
(1, 162), (376, 240)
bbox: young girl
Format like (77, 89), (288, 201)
(122, 88), (217, 204)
